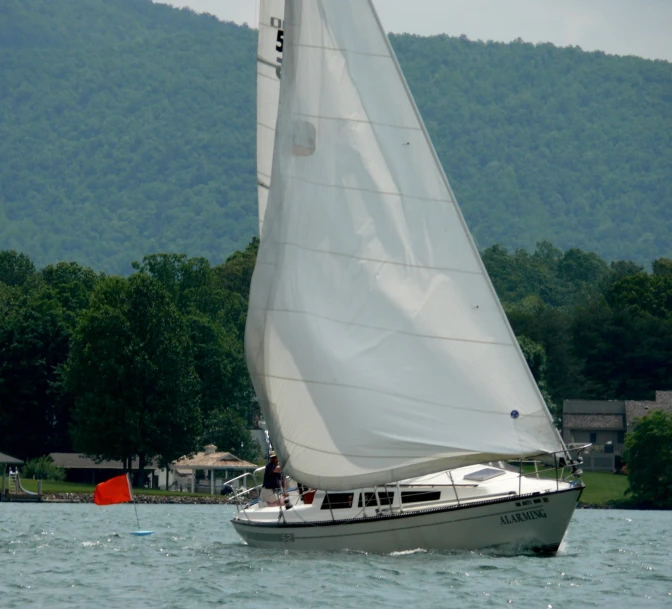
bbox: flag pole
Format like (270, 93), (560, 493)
(127, 473), (141, 530)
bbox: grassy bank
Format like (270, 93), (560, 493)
(520, 465), (634, 508)
(18, 479), (208, 498)
(578, 471), (634, 508)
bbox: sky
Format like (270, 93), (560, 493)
(156, 0), (672, 62)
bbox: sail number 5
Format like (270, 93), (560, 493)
(271, 17), (284, 78)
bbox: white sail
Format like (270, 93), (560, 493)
(246, 0), (565, 491)
(257, 0), (286, 235)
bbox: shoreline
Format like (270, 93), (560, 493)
(8, 496), (659, 510)
(40, 492), (234, 504)
(33, 493), (643, 509)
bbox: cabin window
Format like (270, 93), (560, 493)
(358, 491), (394, 508)
(589, 432), (597, 444)
(401, 491), (442, 504)
(320, 493), (354, 510)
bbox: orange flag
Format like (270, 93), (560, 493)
(94, 474), (133, 506)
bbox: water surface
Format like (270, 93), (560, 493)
(1, 504), (671, 608)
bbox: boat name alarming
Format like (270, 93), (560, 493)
(500, 508), (547, 525)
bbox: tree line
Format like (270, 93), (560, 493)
(483, 242), (672, 422)
(0, 241), (259, 485)
(1, 240), (670, 484)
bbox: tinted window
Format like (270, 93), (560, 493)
(320, 493), (354, 510)
(401, 491), (441, 504)
(358, 491), (394, 507)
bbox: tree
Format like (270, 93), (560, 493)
(67, 274), (202, 485)
(558, 248), (609, 285)
(133, 252), (247, 337)
(624, 410), (672, 508)
(571, 293), (672, 400)
(506, 298), (580, 405)
(213, 237), (258, 303)
(607, 273), (672, 319)
(517, 335), (560, 425)
(21, 455), (66, 481)
(0, 250), (35, 287)
(652, 258), (672, 277)
(0, 284), (71, 458)
(187, 314), (251, 419)
(607, 260), (644, 285)
(134, 251), (256, 445)
(204, 408), (258, 462)
(40, 261), (101, 321)
(132, 254), (214, 315)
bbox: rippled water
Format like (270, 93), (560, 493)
(1, 504), (671, 608)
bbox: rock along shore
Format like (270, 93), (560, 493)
(41, 493), (233, 504)
(41, 494), (618, 508)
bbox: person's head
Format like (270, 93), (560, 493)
(269, 451), (278, 463)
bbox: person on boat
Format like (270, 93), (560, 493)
(261, 451), (284, 507)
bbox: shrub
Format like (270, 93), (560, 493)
(21, 456), (67, 482)
(624, 410), (672, 508)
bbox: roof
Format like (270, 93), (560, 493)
(563, 400), (626, 414)
(172, 450), (257, 471)
(563, 414), (625, 431)
(49, 453), (159, 469)
(626, 395), (672, 431)
(0, 452), (23, 465)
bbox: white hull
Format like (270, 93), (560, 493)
(232, 466), (583, 554)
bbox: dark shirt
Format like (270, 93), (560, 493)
(263, 461), (282, 490)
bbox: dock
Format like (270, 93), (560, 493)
(1, 451), (42, 502)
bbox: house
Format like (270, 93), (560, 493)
(563, 400), (626, 450)
(563, 390), (672, 471)
(49, 447), (258, 493)
(625, 391), (672, 432)
(49, 453), (162, 487)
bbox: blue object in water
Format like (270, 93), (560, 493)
(130, 531), (155, 536)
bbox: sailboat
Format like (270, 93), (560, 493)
(231, 0), (584, 553)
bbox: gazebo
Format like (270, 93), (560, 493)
(172, 445), (258, 494)
(0, 452), (23, 500)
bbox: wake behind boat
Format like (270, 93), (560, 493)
(232, 0), (584, 553)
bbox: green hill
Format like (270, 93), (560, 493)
(1, 0), (670, 273)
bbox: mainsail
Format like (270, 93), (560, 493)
(257, 0), (286, 234)
(247, 0), (566, 491)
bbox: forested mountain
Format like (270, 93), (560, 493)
(2, 0), (256, 274)
(2, 0), (671, 274)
